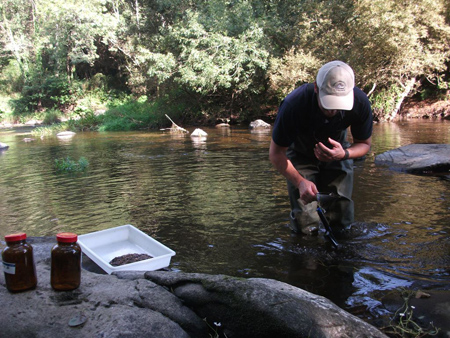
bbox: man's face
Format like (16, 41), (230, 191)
(317, 98), (339, 118)
(314, 82), (338, 118)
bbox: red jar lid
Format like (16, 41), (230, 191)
(56, 232), (78, 243)
(5, 233), (27, 242)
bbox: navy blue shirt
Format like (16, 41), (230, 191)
(272, 83), (373, 159)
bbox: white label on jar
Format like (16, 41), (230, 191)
(2, 262), (16, 274)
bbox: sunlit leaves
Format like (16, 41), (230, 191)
(268, 49), (320, 100)
(146, 51), (177, 82)
(162, 11), (269, 95)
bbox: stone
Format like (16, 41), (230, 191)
(375, 144), (450, 175)
(0, 237), (388, 338)
(190, 128), (208, 137)
(25, 119), (40, 126)
(249, 119), (271, 130)
(56, 131), (76, 139)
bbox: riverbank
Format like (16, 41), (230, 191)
(400, 98), (450, 119)
(1, 98), (450, 131)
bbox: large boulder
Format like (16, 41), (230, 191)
(0, 237), (387, 338)
(375, 144), (450, 175)
(143, 271), (387, 338)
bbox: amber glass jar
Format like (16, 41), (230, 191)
(51, 232), (81, 291)
(2, 233), (37, 292)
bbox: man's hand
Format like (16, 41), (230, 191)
(298, 180), (318, 204)
(314, 138), (345, 162)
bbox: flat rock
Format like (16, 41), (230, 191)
(375, 144), (450, 175)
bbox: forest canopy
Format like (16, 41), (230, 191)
(1, 0), (450, 127)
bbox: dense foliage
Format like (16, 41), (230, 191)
(1, 0), (450, 127)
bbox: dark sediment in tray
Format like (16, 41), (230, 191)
(109, 253), (153, 266)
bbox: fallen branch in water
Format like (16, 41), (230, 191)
(161, 114), (189, 134)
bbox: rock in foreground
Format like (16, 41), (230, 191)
(0, 237), (387, 338)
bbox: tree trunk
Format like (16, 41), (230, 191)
(66, 32), (73, 83)
(387, 78), (416, 121)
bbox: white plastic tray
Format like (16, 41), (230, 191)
(78, 224), (175, 274)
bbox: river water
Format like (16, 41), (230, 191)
(0, 120), (449, 328)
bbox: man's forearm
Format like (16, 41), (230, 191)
(273, 156), (305, 188)
(269, 140), (305, 188)
(346, 137), (371, 159)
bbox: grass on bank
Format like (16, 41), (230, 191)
(25, 95), (183, 137)
(98, 97), (168, 131)
(1, 74), (188, 135)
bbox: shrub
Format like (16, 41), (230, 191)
(0, 60), (23, 94)
(12, 76), (80, 115)
(42, 109), (63, 125)
(370, 85), (403, 119)
(67, 110), (104, 131)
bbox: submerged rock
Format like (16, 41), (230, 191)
(57, 131), (76, 138)
(375, 144), (450, 175)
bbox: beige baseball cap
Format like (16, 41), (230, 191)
(316, 61), (355, 110)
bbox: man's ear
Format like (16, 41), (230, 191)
(314, 82), (318, 94)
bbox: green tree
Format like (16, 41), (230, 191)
(38, 0), (120, 80)
(268, 49), (319, 100)
(0, 0), (36, 81)
(350, 0), (450, 120)
(274, 0), (450, 120)
(169, 12), (268, 94)
(126, 10), (269, 119)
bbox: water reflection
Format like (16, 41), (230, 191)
(0, 121), (449, 331)
(250, 128), (272, 142)
(216, 125), (231, 137)
(347, 267), (413, 316)
(191, 136), (207, 149)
